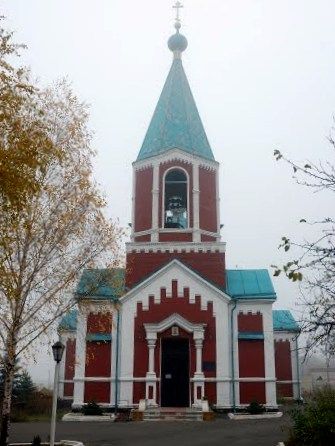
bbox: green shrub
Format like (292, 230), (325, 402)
(82, 401), (103, 416)
(287, 386), (335, 446)
(247, 400), (265, 414)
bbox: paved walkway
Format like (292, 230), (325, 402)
(10, 415), (290, 446)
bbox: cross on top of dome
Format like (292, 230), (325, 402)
(173, 1), (183, 29)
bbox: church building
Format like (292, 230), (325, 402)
(58, 6), (300, 411)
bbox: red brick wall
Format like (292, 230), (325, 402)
(126, 251), (225, 289)
(275, 340), (293, 397)
(238, 340), (265, 377)
(238, 312), (263, 332)
(84, 341), (111, 403)
(84, 382), (110, 404)
(159, 161), (193, 229)
(64, 383), (74, 397)
(134, 167), (153, 232)
(238, 339), (266, 404)
(199, 168), (217, 233)
(277, 383), (293, 398)
(85, 341), (111, 377)
(240, 382), (266, 404)
(87, 312), (112, 334)
(63, 338), (76, 397)
(159, 232), (193, 242)
(84, 313), (112, 403)
(132, 281), (217, 405)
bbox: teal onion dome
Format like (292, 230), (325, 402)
(168, 31), (188, 53)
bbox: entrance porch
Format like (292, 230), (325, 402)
(143, 313), (206, 408)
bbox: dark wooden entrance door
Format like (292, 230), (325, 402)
(161, 338), (189, 407)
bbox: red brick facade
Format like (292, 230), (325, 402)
(134, 167), (153, 232)
(126, 251), (225, 289)
(64, 338), (76, 397)
(132, 279), (217, 405)
(199, 168), (217, 233)
(275, 340), (293, 398)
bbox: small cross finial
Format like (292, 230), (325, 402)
(173, 1), (183, 25)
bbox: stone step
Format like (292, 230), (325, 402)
(142, 409), (203, 421)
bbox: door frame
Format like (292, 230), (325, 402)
(159, 336), (191, 407)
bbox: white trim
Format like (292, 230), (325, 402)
(133, 148), (219, 172)
(277, 380), (300, 384)
(215, 167), (221, 237)
(119, 259), (231, 304)
(161, 166), (190, 230)
(110, 310), (117, 406)
(69, 376), (278, 383)
(131, 165), (136, 241)
(133, 228), (221, 238)
(151, 163), (160, 242)
(192, 161), (200, 242)
(126, 241), (226, 253)
(72, 308), (87, 407)
(144, 313), (206, 339)
(264, 306), (277, 407)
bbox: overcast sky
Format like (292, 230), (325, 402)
(2, 0), (334, 385)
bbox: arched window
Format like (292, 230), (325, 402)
(164, 169), (188, 229)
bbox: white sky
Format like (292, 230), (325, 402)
(2, 0), (334, 385)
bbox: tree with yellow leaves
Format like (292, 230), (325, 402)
(0, 21), (122, 444)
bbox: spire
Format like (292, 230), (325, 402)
(136, 2), (214, 162)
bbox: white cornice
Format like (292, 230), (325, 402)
(133, 148), (219, 171)
(126, 241), (226, 253)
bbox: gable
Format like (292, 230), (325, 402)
(121, 259), (230, 308)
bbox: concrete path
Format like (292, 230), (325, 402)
(10, 416), (290, 446)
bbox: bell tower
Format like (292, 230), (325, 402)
(126, 4), (226, 290)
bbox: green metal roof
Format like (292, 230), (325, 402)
(273, 310), (300, 332)
(76, 268), (125, 300)
(137, 58), (214, 161)
(58, 309), (78, 331)
(226, 269), (276, 299)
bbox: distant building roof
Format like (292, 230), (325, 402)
(76, 268), (125, 300)
(58, 309), (78, 332)
(273, 310), (300, 332)
(225, 269), (277, 299)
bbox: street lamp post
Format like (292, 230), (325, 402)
(50, 341), (65, 446)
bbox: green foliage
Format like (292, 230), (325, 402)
(247, 400), (264, 414)
(287, 386), (335, 446)
(0, 363), (35, 406)
(14, 370), (35, 403)
(82, 401), (103, 416)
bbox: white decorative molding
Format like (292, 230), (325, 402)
(161, 165), (191, 232)
(77, 300), (116, 315)
(192, 161), (200, 242)
(151, 163), (160, 242)
(237, 310), (262, 315)
(132, 148), (219, 172)
(126, 241), (226, 254)
(120, 259), (230, 307)
(119, 259), (231, 407)
(132, 228), (221, 239)
(144, 313), (206, 340)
